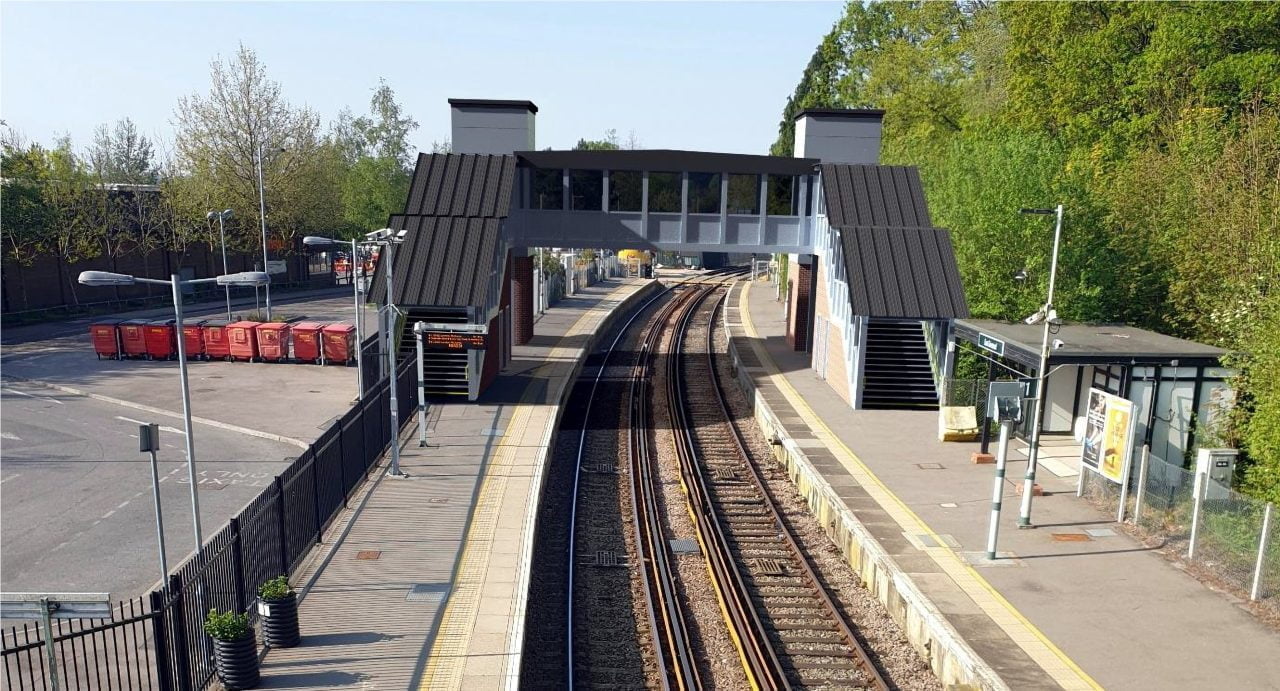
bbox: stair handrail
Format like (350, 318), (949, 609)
(921, 319), (947, 403)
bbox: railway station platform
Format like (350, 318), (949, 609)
(257, 277), (656, 690)
(727, 279), (1280, 690)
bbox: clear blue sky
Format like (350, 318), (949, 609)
(2, 1), (842, 157)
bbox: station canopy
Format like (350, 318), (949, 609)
(954, 319), (1227, 371)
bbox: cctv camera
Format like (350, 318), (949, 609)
(1052, 339), (1066, 349)
(395, 229), (408, 240)
(365, 228), (392, 241)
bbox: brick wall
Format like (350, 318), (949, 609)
(511, 254), (533, 345)
(785, 261), (812, 351)
(813, 258), (852, 405)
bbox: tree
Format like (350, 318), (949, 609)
(173, 44), (334, 255)
(331, 79), (419, 235)
(574, 129), (620, 151)
(88, 118), (157, 184)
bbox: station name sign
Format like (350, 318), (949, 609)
(424, 331), (486, 350)
(977, 333), (1005, 356)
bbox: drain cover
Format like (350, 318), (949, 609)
(1051, 533), (1091, 542)
(579, 550), (629, 567)
(355, 550), (382, 560)
(669, 539), (700, 555)
(405, 583), (449, 603)
(751, 558), (788, 576)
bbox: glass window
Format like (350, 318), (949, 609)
(805, 177), (814, 216)
(570, 170), (603, 211)
(767, 174), (801, 216)
(687, 173), (721, 214)
(648, 172), (681, 213)
(726, 174), (760, 214)
(533, 168), (563, 210)
(609, 170), (642, 212)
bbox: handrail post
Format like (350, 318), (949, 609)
(149, 589), (175, 691)
(1251, 502), (1274, 601)
(167, 574), (193, 691)
(229, 518), (246, 613)
(274, 476), (290, 575)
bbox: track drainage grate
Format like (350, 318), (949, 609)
(1051, 533), (1091, 542)
(751, 558), (789, 576)
(405, 584), (450, 604)
(579, 550), (629, 568)
(669, 539), (700, 555)
(355, 550), (382, 560)
(712, 467), (737, 481)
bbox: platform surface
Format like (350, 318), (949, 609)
(257, 278), (649, 690)
(733, 279), (1280, 690)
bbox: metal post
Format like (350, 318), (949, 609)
(415, 323), (427, 447)
(384, 242), (403, 477)
(352, 238), (364, 400)
(1251, 502), (1274, 601)
(148, 448), (169, 589)
(171, 275), (204, 555)
(1133, 445), (1150, 525)
(1117, 443), (1134, 523)
(216, 214), (231, 320)
(39, 597), (59, 691)
(1188, 468), (1207, 560)
(986, 421), (1012, 560)
(1019, 203), (1064, 528)
(255, 143), (273, 320)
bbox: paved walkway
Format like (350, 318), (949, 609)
(734, 279), (1280, 690)
(257, 278), (653, 690)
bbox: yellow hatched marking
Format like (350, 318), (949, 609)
(418, 296), (623, 690)
(738, 282), (1101, 691)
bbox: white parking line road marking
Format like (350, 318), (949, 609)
(1, 431), (20, 441)
(115, 416), (185, 436)
(0, 474), (21, 484)
(1, 387), (65, 404)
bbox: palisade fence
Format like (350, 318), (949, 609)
(1, 359), (417, 690)
(1081, 452), (1278, 612)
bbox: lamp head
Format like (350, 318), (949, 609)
(78, 271), (135, 287)
(217, 271), (271, 287)
(303, 236), (337, 246)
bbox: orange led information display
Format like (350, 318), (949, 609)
(425, 331), (486, 350)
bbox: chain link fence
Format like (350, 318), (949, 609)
(1080, 453), (1277, 615)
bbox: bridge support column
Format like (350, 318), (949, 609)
(512, 254), (534, 345)
(786, 255), (816, 352)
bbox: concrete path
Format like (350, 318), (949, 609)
(257, 279), (653, 690)
(737, 280), (1280, 691)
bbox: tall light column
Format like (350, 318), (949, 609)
(1018, 204), (1064, 528)
(256, 143), (273, 319)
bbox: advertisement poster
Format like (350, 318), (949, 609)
(1080, 388), (1135, 484)
(1080, 389), (1107, 470)
(1099, 395), (1135, 483)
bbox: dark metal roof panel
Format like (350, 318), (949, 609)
(821, 164), (932, 228)
(402, 153), (516, 218)
(369, 214), (503, 308)
(448, 98), (538, 113)
(516, 149), (819, 176)
(794, 108), (885, 120)
(837, 225), (969, 319)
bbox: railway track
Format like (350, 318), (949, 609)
(564, 267), (886, 690)
(668, 284), (889, 690)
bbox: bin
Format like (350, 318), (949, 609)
(322, 323), (357, 365)
(256, 322), (291, 362)
(291, 322), (328, 364)
(227, 321), (261, 362)
(182, 320), (207, 360)
(119, 319), (150, 359)
(202, 320), (232, 361)
(144, 320), (177, 360)
(89, 320), (122, 360)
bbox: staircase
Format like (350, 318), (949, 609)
(397, 307), (471, 396)
(861, 320), (939, 410)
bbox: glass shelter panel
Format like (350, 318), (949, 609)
(767, 174), (801, 216)
(727, 174), (760, 214)
(688, 173), (721, 214)
(533, 168), (563, 210)
(570, 170), (603, 211)
(610, 171), (642, 212)
(648, 172), (681, 213)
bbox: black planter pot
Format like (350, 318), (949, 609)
(260, 592), (300, 648)
(212, 630), (260, 690)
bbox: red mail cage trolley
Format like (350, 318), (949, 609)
(89, 320), (122, 360)
(291, 322), (327, 364)
(255, 322), (291, 362)
(227, 321), (261, 362)
(119, 319), (150, 359)
(322, 323), (357, 365)
(202, 320), (232, 361)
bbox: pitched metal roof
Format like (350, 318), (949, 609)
(821, 163), (932, 228)
(836, 225), (969, 320)
(954, 320), (1225, 368)
(368, 153), (515, 308)
(402, 153), (516, 217)
(517, 149), (819, 176)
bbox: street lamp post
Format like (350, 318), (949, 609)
(304, 236), (367, 399)
(1017, 204), (1064, 528)
(205, 209), (234, 320)
(78, 270), (270, 556)
(255, 143), (281, 320)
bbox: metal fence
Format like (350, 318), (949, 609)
(1, 360), (417, 690)
(1081, 451), (1278, 611)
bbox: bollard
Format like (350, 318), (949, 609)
(1188, 469), (1207, 560)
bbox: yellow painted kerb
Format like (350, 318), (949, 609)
(739, 281), (1102, 691)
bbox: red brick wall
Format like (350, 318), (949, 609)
(786, 262), (813, 351)
(511, 255), (533, 345)
(481, 310), (502, 392)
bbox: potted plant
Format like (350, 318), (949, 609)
(203, 608), (259, 690)
(257, 575), (300, 648)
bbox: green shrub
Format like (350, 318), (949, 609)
(203, 609), (250, 641)
(257, 575), (293, 602)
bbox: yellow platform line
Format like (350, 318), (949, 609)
(739, 281), (1101, 691)
(418, 301), (612, 690)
